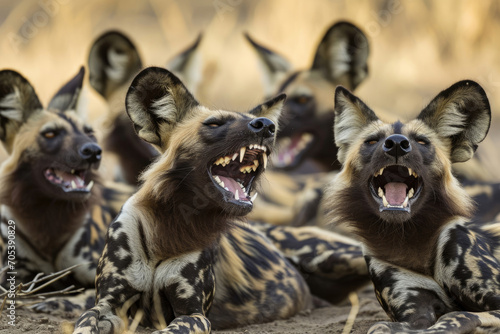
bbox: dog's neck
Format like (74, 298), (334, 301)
(135, 188), (233, 259)
(0, 164), (102, 258)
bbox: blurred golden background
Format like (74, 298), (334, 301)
(1, 0), (500, 178)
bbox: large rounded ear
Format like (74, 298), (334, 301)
(312, 21), (369, 90)
(125, 67), (199, 152)
(0, 70), (43, 153)
(248, 93), (286, 127)
(417, 80), (491, 163)
(334, 86), (378, 164)
(167, 34), (203, 94)
(48, 66), (85, 113)
(245, 33), (291, 97)
(88, 31), (142, 100)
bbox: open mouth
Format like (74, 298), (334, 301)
(369, 165), (423, 212)
(208, 144), (269, 205)
(44, 168), (94, 193)
(272, 132), (314, 168)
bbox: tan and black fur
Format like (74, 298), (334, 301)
(245, 21), (370, 226)
(0, 68), (133, 297)
(72, 67), (369, 333)
(88, 31), (202, 185)
(324, 81), (500, 333)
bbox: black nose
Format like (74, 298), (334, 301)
(248, 117), (276, 138)
(383, 134), (411, 158)
(79, 142), (102, 163)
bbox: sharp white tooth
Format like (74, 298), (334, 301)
(403, 195), (409, 208)
(302, 133), (313, 143)
(235, 190), (240, 200)
(378, 187), (384, 198)
(252, 165), (257, 172)
(262, 146), (267, 152)
(219, 181), (225, 188)
(263, 153), (268, 169)
(224, 187), (229, 191)
(214, 176), (221, 183)
(379, 167), (384, 176)
(249, 144), (254, 149)
(408, 188), (414, 198)
(247, 166), (253, 173)
(413, 171), (418, 178)
(408, 168), (413, 176)
(382, 194), (389, 207)
(71, 180), (77, 189)
(240, 147), (246, 163)
(251, 192), (258, 202)
(232, 153), (238, 161)
(71, 169), (75, 174)
(86, 180), (94, 191)
(253, 160), (259, 167)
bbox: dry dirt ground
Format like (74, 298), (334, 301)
(0, 286), (388, 334)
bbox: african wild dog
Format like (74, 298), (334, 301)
(0, 68), (132, 303)
(88, 31), (202, 185)
(246, 21), (374, 226)
(246, 21), (370, 173)
(324, 81), (500, 333)
(73, 67), (369, 333)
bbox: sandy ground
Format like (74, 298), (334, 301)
(0, 286), (388, 334)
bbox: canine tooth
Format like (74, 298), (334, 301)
(251, 192), (258, 202)
(378, 187), (384, 198)
(240, 147), (246, 163)
(86, 180), (94, 191)
(379, 167), (384, 176)
(408, 188), (414, 198)
(235, 190), (240, 200)
(71, 180), (77, 189)
(263, 153), (268, 169)
(382, 194), (389, 207)
(232, 153), (238, 161)
(403, 195), (409, 208)
(408, 168), (413, 177)
(302, 133), (313, 143)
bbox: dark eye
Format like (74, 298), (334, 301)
(84, 126), (95, 135)
(42, 130), (58, 139)
(292, 95), (312, 105)
(204, 118), (226, 128)
(415, 137), (429, 145)
(365, 138), (379, 145)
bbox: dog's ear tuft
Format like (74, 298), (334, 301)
(0, 70), (43, 152)
(167, 33), (203, 93)
(334, 86), (378, 164)
(125, 67), (199, 151)
(245, 32), (291, 96)
(417, 80), (491, 163)
(48, 66), (85, 113)
(312, 21), (369, 90)
(249, 93), (286, 127)
(88, 31), (142, 99)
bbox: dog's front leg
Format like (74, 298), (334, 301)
(365, 256), (454, 333)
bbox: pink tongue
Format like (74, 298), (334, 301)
(384, 182), (407, 206)
(217, 176), (247, 199)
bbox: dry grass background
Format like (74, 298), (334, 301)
(1, 0), (500, 176)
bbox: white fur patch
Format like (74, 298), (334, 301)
(105, 47), (130, 82)
(0, 88), (23, 122)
